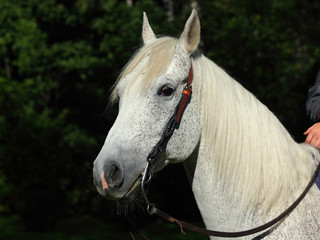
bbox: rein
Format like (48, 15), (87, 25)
(143, 163), (320, 238)
(139, 63), (320, 238)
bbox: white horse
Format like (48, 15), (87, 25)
(93, 10), (320, 239)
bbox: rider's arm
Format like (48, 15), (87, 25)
(306, 69), (320, 122)
(305, 69), (320, 148)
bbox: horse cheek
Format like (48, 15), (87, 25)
(167, 103), (201, 163)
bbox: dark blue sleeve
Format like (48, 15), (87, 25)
(306, 69), (320, 122)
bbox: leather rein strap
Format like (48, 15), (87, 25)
(140, 62), (320, 238)
(148, 163), (320, 238)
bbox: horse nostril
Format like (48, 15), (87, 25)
(109, 165), (120, 182)
(104, 163), (123, 189)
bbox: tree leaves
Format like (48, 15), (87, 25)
(0, 0), (319, 231)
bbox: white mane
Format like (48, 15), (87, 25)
(193, 54), (319, 213)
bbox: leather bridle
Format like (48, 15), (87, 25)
(139, 63), (320, 238)
(141, 64), (193, 208)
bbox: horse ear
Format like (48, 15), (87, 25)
(179, 9), (201, 54)
(142, 12), (156, 44)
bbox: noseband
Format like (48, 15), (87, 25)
(139, 63), (320, 238)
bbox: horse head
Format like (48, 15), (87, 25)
(93, 10), (201, 200)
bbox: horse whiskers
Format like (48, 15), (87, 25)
(115, 191), (145, 218)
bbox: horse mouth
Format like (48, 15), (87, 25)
(122, 174), (142, 200)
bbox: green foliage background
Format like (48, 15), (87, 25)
(0, 0), (319, 239)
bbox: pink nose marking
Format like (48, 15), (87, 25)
(101, 171), (109, 190)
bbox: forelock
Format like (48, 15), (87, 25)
(110, 37), (178, 103)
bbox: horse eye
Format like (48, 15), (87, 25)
(159, 86), (174, 96)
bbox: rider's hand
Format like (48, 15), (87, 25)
(304, 122), (320, 148)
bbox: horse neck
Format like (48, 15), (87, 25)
(186, 55), (317, 232)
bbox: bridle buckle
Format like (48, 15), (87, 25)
(141, 158), (154, 213)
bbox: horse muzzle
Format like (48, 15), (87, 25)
(93, 150), (146, 201)
(93, 160), (126, 199)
